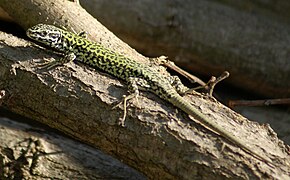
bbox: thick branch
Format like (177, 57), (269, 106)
(0, 113), (145, 179)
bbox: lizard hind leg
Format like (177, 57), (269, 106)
(168, 75), (205, 96)
(168, 75), (190, 95)
(113, 77), (149, 126)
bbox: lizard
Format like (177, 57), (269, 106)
(26, 23), (273, 165)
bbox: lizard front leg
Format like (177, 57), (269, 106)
(113, 77), (150, 126)
(36, 52), (76, 70)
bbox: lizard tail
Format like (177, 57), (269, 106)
(168, 94), (273, 165)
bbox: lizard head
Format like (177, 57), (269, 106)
(26, 24), (62, 48)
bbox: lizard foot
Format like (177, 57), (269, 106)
(112, 92), (138, 126)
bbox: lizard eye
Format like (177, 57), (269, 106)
(40, 31), (48, 37)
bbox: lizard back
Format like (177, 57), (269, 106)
(26, 24), (178, 100)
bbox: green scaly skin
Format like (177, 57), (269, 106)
(26, 24), (272, 165)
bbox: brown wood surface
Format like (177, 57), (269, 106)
(0, 0), (289, 179)
(0, 112), (146, 179)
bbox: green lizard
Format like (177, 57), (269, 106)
(26, 24), (272, 165)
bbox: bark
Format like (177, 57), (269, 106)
(0, 0), (289, 179)
(80, 0), (290, 98)
(0, 112), (146, 179)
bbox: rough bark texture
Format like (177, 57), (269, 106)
(0, 0), (289, 179)
(0, 112), (146, 179)
(80, 0), (290, 98)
